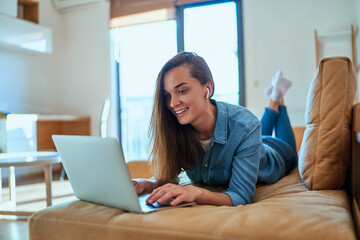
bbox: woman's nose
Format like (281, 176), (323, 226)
(169, 95), (180, 109)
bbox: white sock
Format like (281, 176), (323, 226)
(264, 85), (273, 98)
(269, 70), (292, 101)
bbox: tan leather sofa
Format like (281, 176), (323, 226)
(29, 57), (360, 240)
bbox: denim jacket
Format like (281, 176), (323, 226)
(186, 100), (283, 206)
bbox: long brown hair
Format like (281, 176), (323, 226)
(148, 52), (214, 186)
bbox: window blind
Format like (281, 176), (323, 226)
(109, 0), (218, 28)
(175, 0), (213, 6)
(110, 0), (174, 19)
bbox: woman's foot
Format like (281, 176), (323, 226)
(268, 99), (283, 111)
(264, 70), (292, 101)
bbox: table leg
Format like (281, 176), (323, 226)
(44, 164), (52, 207)
(8, 166), (16, 207)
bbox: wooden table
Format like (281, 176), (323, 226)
(0, 114), (91, 153)
(36, 115), (91, 151)
(0, 151), (61, 216)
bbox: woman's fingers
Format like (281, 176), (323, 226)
(147, 184), (177, 205)
(132, 180), (145, 195)
(169, 194), (186, 206)
(156, 189), (182, 204)
(146, 184), (199, 206)
(146, 186), (171, 204)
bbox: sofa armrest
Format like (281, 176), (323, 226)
(293, 126), (305, 153)
(351, 102), (360, 238)
(353, 103), (360, 143)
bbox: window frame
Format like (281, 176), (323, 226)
(175, 0), (245, 106)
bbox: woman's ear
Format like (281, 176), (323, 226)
(206, 88), (210, 99)
(206, 83), (213, 98)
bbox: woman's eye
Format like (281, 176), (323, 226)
(179, 90), (186, 94)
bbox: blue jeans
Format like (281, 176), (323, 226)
(260, 106), (298, 174)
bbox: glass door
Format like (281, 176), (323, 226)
(180, 1), (243, 105)
(114, 21), (177, 161)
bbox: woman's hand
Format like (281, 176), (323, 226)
(132, 179), (146, 195)
(146, 183), (202, 206)
(132, 178), (157, 195)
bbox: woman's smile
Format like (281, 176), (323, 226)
(175, 107), (189, 116)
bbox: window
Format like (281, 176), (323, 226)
(114, 21), (177, 161)
(182, 1), (241, 105)
(112, 0), (243, 161)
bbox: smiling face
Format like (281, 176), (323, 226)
(163, 65), (209, 126)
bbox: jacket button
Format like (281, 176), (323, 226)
(204, 164), (208, 168)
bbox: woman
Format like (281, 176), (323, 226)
(133, 52), (298, 207)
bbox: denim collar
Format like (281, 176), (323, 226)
(212, 100), (228, 145)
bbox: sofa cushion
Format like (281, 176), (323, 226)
(29, 168), (355, 240)
(354, 103), (360, 133)
(299, 57), (357, 190)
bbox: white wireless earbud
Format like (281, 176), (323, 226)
(206, 88), (210, 99)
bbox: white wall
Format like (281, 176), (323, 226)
(243, 0), (358, 126)
(0, 0), (111, 179)
(0, 0), (63, 115)
(51, 1), (111, 136)
(0, 0), (111, 136)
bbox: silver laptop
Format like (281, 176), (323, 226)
(52, 135), (194, 214)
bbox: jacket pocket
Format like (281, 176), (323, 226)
(209, 168), (230, 186)
(186, 169), (201, 184)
